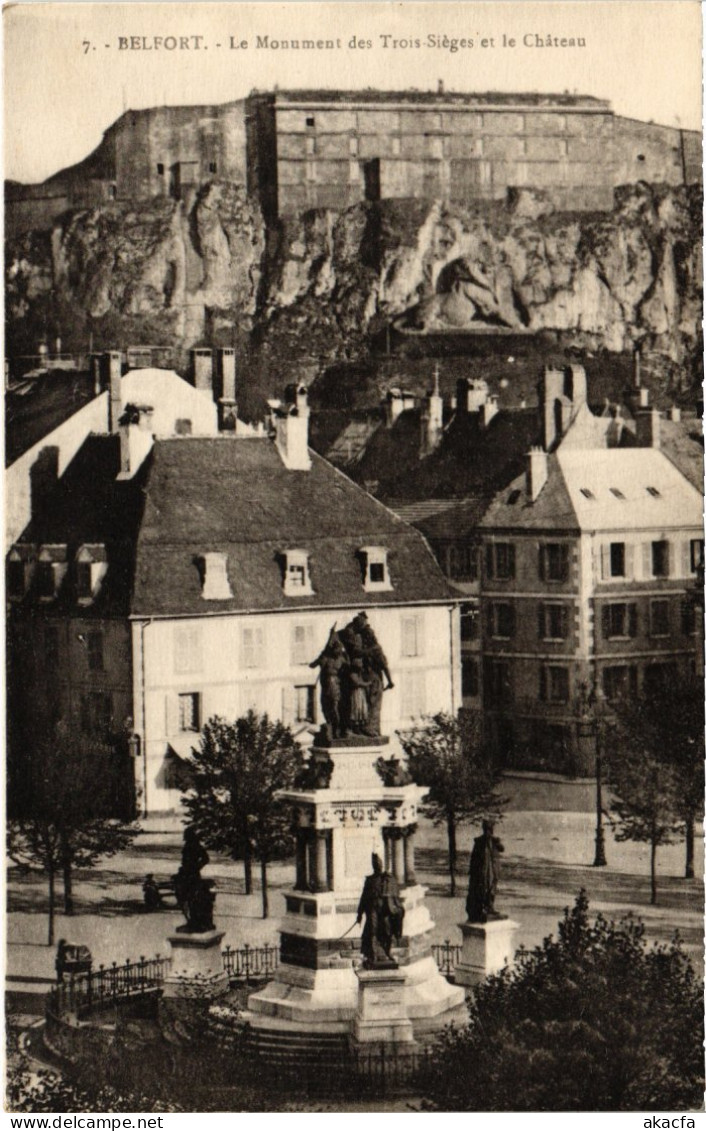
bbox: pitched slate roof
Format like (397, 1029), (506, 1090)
(131, 438), (453, 616)
(479, 455), (578, 533)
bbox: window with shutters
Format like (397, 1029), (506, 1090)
(400, 670), (426, 718)
(540, 665), (570, 702)
(690, 539), (704, 573)
(174, 626), (203, 674)
(401, 613), (424, 657)
(294, 685), (316, 723)
(651, 540), (670, 578)
(449, 544), (478, 580)
(291, 622), (315, 666)
(462, 658), (479, 698)
(486, 542), (515, 580)
(602, 665), (638, 702)
(539, 603), (568, 640)
(649, 599), (670, 637)
(241, 625), (265, 668)
(483, 659), (511, 705)
(178, 692), (200, 732)
(489, 602), (515, 639)
(609, 542), (626, 578)
(540, 543), (569, 582)
(603, 602), (637, 639)
(87, 631), (104, 672)
(460, 603), (479, 641)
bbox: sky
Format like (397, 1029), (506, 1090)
(4, 1), (703, 185)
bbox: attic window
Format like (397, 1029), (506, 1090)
(360, 545), (392, 592)
(209, 161), (217, 173)
(637, 154), (645, 162)
(507, 489), (521, 505)
(579, 488), (594, 499)
(306, 116), (315, 127)
(283, 550), (314, 597)
(6, 546), (34, 601)
(37, 545), (68, 601)
(646, 486), (661, 497)
(157, 163), (164, 175)
(609, 488), (625, 499)
(76, 545), (108, 605)
(200, 552), (233, 601)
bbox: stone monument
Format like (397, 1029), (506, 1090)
(454, 820), (518, 987)
(163, 828), (229, 1000)
(245, 615), (465, 1052)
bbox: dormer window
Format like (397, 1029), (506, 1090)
(37, 545), (68, 601)
(283, 550), (314, 597)
(7, 545), (36, 601)
(76, 544), (108, 605)
(360, 545), (392, 592)
(199, 553), (233, 601)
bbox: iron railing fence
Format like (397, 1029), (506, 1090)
(47, 939), (462, 1020)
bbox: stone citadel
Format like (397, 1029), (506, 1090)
(6, 87), (702, 236)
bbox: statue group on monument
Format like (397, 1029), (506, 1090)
(310, 613), (394, 740)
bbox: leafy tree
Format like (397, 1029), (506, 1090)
(421, 891), (704, 1111)
(397, 711), (505, 895)
(182, 712), (304, 918)
(605, 702), (685, 903)
(7, 820), (63, 945)
(7, 721), (139, 936)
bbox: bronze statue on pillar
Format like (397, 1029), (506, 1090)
(356, 853), (405, 968)
(466, 820), (505, 924)
(174, 827), (216, 933)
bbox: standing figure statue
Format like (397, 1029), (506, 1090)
(174, 827), (216, 933)
(310, 629), (348, 739)
(356, 853), (405, 968)
(466, 820), (505, 923)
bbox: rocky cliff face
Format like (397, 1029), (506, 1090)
(6, 181), (702, 396)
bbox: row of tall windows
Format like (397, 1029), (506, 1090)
(480, 538), (704, 583)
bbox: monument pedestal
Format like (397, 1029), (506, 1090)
(454, 919), (519, 987)
(351, 967), (415, 1049)
(246, 736), (466, 1047)
(163, 928), (229, 1000)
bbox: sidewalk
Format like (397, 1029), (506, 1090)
(7, 808), (703, 1001)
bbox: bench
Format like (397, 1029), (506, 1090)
(143, 874), (179, 910)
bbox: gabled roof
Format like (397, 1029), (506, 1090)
(131, 438), (453, 616)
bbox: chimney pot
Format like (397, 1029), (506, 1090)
(526, 446), (548, 502)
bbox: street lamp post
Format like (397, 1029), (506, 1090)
(576, 682), (608, 868)
(593, 714), (607, 868)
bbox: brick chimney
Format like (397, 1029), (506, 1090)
(192, 348), (213, 395)
(117, 405), (154, 479)
(635, 407), (661, 448)
(217, 348), (237, 431)
(103, 351), (123, 433)
(420, 365), (444, 456)
(526, 447), (548, 502)
(274, 384), (311, 471)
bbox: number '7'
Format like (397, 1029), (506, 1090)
(83, 40), (91, 53)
